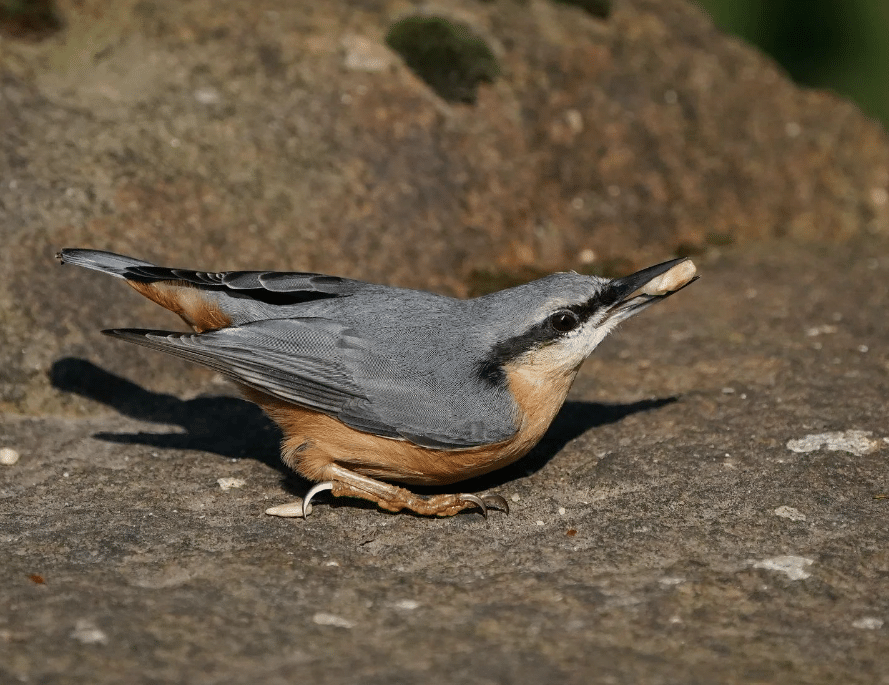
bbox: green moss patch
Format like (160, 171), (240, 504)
(553, 0), (611, 19)
(385, 16), (499, 104)
(0, 0), (63, 41)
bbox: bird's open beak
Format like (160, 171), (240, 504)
(603, 257), (698, 322)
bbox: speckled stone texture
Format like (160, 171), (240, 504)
(1, 0), (888, 682)
(3, 0), (889, 415)
(3, 241), (889, 684)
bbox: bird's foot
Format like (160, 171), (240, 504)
(265, 464), (509, 518)
(331, 480), (509, 517)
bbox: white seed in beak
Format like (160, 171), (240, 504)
(634, 260), (697, 297)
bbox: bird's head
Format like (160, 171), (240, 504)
(474, 258), (698, 383)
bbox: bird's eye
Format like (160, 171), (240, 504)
(550, 309), (579, 333)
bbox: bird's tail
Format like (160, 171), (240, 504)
(57, 248), (235, 332)
(56, 249), (156, 279)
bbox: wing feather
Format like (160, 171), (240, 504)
(105, 317), (517, 448)
(63, 250), (520, 449)
(104, 319), (402, 438)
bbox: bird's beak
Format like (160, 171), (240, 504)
(603, 257), (698, 322)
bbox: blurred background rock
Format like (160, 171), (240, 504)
(1, 0), (887, 412)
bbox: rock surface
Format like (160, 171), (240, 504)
(3, 240), (889, 684)
(1, 0), (888, 682)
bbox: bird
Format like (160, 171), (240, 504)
(57, 248), (697, 518)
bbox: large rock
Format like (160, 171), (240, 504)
(2, 0), (888, 412)
(3, 238), (888, 684)
(2, 2), (889, 681)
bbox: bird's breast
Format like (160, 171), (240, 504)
(501, 357), (580, 457)
(242, 356), (580, 487)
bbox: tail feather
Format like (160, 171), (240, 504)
(57, 248), (233, 332)
(57, 249), (156, 278)
(57, 247), (362, 330)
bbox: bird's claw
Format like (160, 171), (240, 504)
(458, 492), (510, 518)
(481, 493), (510, 515)
(458, 493), (488, 517)
(302, 481), (333, 518)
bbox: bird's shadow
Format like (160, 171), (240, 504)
(452, 392), (675, 494)
(50, 357), (285, 474)
(50, 357), (675, 498)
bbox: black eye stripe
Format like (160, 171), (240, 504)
(476, 292), (608, 386)
(567, 296), (607, 323)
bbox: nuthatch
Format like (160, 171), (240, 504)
(57, 249), (697, 518)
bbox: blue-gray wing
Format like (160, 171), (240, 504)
(105, 318), (518, 448)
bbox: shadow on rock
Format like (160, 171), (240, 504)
(50, 357), (675, 500)
(451, 396), (677, 494)
(50, 357), (284, 473)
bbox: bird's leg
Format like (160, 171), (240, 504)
(326, 464), (508, 517)
(266, 463), (509, 518)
